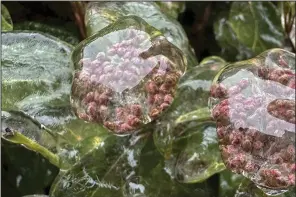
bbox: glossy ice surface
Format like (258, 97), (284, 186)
(71, 17), (186, 135)
(209, 49), (295, 194)
(84, 2), (197, 68)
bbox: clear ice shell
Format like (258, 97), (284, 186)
(70, 16), (186, 135)
(209, 48), (296, 192)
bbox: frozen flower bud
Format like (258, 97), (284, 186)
(209, 49), (295, 190)
(70, 16), (186, 135)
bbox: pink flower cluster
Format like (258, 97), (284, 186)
(71, 28), (182, 134)
(210, 55), (295, 189)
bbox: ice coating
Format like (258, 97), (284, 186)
(80, 29), (157, 93)
(209, 49), (295, 192)
(71, 27), (186, 135)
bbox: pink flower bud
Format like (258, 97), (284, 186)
(87, 102), (97, 117)
(83, 92), (94, 104)
(119, 123), (133, 132)
(130, 104), (142, 117)
(164, 94), (173, 104)
(153, 94), (164, 105)
(145, 81), (158, 94)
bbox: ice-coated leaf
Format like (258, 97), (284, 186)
(235, 180), (296, 197)
(122, 138), (215, 197)
(49, 132), (149, 197)
(1, 31), (114, 170)
(2, 31), (74, 128)
(1, 110), (61, 168)
(175, 107), (212, 124)
(280, 2), (296, 50)
(1, 4), (13, 31)
(124, 162), (214, 197)
(155, 1), (185, 19)
(219, 170), (244, 197)
(2, 129), (60, 167)
(153, 56), (225, 157)
(54, 123), (110, 169)
(282, 190), (296, 197)
(234, 178), (269, 197)
(14, 21), (80, 46)
(234, 178), (295, 197)
(213, 14), (253, 61)
(198, 56), (227, 69)
(1, 110), (56, 149)
(229, 2), (284, 54)
(84, 2), (198, 67)
(2, 139), (59, 196)
(1, 110), (110, 170)
(214, 2), (285, 61)
(173, 122), (225, 183)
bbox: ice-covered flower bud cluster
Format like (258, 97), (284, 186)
(71, 25), (186, 135)
(209, 49), (295, 191)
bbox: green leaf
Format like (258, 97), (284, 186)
(198, 56), (227, 69)
(234, 178), (268, 197)
(2, 129), (59, 167)
(127, 162), (214, 197)
(172, 122), (225, 183)
(213, 14), (253, 62)
(123, 138), (215, 197)
(1, 110), (57, 148)
(175, 107), (212, 124)
(155, 1), (185, 19)
(234, 178), (296, 197)
(214, 2), (286, 61)
(1, 31), (88, 169)
(1, 4), (13, 31)
(280, 2), (296, 50)
(219, 170), (244, 197)
(49, 133), (149, 197)
(2, 139), (59, 196)
(54, 123), (109, 169)
(85, 2), (198, 67)
(14, 21), (80, 46)
(153, 56), (225, 157)
(229, 2), (284, 54)
(2, 31), (74, 128)
(1, 31), (114, 169)
(1, 110), (61, 167)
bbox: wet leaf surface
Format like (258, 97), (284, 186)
(219, 170), (244, 197)
(50, 133), (149, 197)
(2, 2), (293, 196)
(84, 2), (198, 67)
(1, 4), (13, 31)
(2, 139), (59, 196)
(2, 31), (74, 128)
(214, 2), (285, 61)
(229, 2), (284, 54)
(14, 21), (80, 46)
(280, 2), (296, 51)
(153, 56), (226, 157)
(173, 122), (225, 183)
(1, 110), (56, 150)
(155, 2), (185, 19)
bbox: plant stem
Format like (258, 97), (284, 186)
(175, 107), (214, 124)
(70, 1), (86, 40)
(2, 131), (60, 168)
